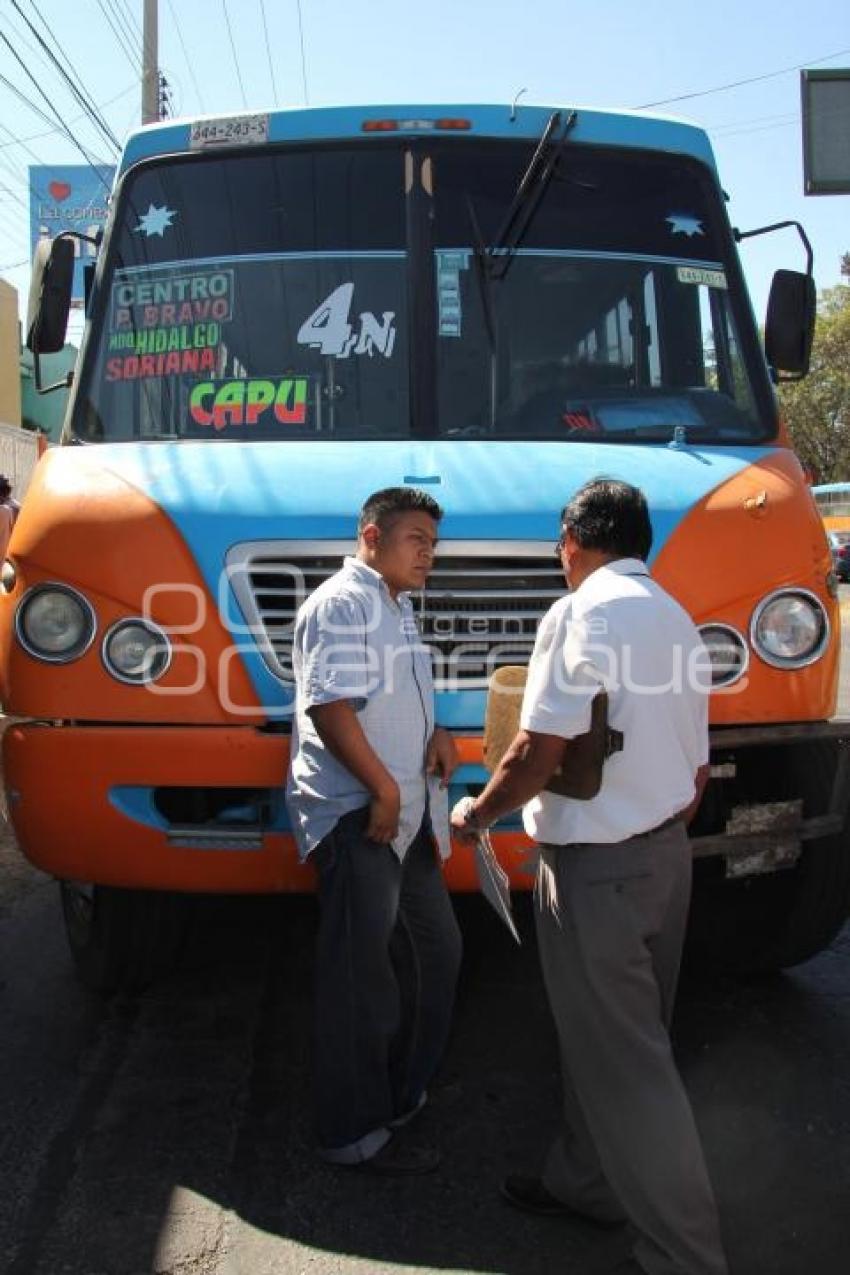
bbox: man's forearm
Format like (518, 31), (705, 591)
(471, 732), (563, 828)
(309, 700), (396, 798)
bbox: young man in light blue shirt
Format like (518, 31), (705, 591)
(287, 487), (461, 1174)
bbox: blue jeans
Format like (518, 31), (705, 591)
(312, 805), (462, 1155)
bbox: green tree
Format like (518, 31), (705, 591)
(779, 280), (850, 483)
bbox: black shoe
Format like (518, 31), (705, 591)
(500, 1175), (625, 1228)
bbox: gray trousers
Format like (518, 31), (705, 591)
(313, 805), (462, 1154)
(535, 822), (728, 1275)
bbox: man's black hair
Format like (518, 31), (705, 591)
(358, 486), (443, 534)
(561, 478), (652, 561)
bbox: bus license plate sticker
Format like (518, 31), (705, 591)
(436, 250), (469, 338)
(676, 265), (727, 290)
(190, 114), (270, 149)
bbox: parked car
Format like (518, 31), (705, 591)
(828, 531), (850, 582)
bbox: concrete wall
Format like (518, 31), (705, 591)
(0, 280), (22, 429)
(0, 422), (41, 500)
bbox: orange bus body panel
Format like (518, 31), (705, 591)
(0, 452), (261, 722)
(3, 725), (525, 892)
(653, 449), (838, 723)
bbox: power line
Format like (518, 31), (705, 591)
(96, 0), (142, 74)
(115, 0), (143, 43)
(11, 0), (121, 154)
(0, 83), (136, 150)
(0, 114), (46, 167)
(0, 180), (29, 212)
(635, 46), (850, 109)
(295, 0), (309, 105)
(0, 204), (28, 243)
(0, 217), (29, 247)
(0, 127), (31, 179)
(23, 0), (122, 148)
(221, 0), (247, 108)
(102, 0), (143, 67)
(0, 50), (111, 192)
(0, 194), (28, 225)
(259, 0), (278, 106)
(713, 116), (798, 142)
(706, 109), (798, 133)
(0, 131), (50, 208)
(165, 0), (206, 112)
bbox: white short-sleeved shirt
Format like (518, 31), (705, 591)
(521, 558), (709, 846)
(286, 557), (436, 861)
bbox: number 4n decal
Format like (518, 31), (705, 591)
(296, 283), (396, 359)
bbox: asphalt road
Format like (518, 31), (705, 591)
(2, 599), (850, 1275)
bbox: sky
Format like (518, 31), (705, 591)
(0, 0), (848, 339)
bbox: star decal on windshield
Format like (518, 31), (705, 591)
(135, 203), (178, 238)
(666, 214), (704, 238)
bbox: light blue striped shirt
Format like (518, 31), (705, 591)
(286, 557), (436, 861)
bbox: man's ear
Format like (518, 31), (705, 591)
(360, 522), (381, 550)
(563, 532), (581, 562)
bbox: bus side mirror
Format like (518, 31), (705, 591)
(26, 236), (74, 356)
(765, 269), (816, 382)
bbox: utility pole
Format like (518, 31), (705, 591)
(141, 0), (159, 125)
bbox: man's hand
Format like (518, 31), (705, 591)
(426, 727), (458, 788)
(450, 796), (479, 842)
(367, 779), (401, 844)
(449, 730), (565, 842)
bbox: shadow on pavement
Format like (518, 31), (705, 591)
(7, 892), (850, 1274)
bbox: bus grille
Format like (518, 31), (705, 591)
(226, 541), (561, 687)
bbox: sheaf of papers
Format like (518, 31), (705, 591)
(474, 829), (521, 944)
(427, 775), (452, 861)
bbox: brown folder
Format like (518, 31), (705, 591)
(483, 665), (623, 801)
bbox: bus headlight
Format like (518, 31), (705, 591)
(751, 589), (829, 669)
(102, 619), (171, 684)
(16, 584), (96, 662)
(698, 624), (748, 687)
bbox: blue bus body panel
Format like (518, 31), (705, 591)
(119, 104), (717, 176)
(99, 439), (772, 724)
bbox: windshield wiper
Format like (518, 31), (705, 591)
(466, 110), (577, 352)
(466, 195), (498, 352)
(488, 109), (577, 281)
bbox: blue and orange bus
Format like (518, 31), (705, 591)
(813, 482), (850, 534)
(2, 102), (843, 988)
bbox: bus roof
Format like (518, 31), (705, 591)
(119, 102), (718, 177)
(812, 483), (850, 494)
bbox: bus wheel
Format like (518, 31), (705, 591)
(685, 741), (850, 975)
(59, 881), (190, 993)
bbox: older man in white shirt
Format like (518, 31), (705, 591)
(452, 478), (727, 1275)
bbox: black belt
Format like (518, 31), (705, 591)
(547, 813), (684, 851)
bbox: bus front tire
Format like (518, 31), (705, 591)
(59, 881), (190, 993)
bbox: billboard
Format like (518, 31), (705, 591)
(801, 70), (850, 195)
(28, 164), (116, 305)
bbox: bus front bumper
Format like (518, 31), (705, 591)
(7, 720), (848, 893)
(1, 723), (532, 892)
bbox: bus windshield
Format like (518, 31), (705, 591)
(73, 138), (770, 444)
(432, 140), (764, 442)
